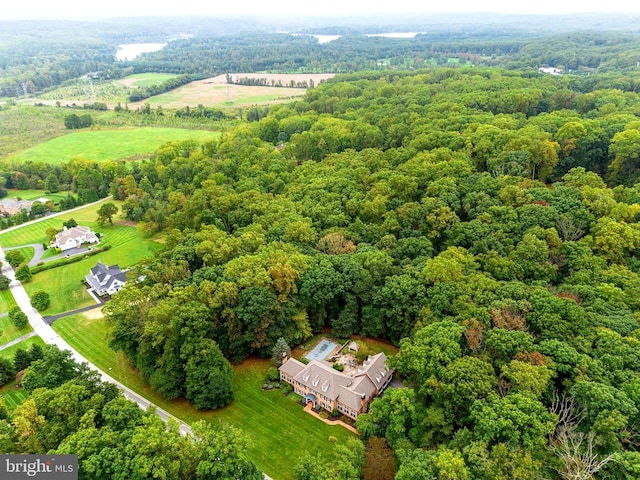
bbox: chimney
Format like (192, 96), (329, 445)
(360, 393), (367, 413)
(281, 352), (288, 364)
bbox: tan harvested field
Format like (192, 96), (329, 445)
(130, 73), (336, 109)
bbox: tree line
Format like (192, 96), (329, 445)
(98, 67), (640, 477)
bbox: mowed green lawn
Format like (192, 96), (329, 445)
(0, 288), (17, 316)
(6, 127), (220, 164)
(23, 224), (162, 314)
(4, 189), (71, 203)
(0, 199), (123, 247)
(54, 313), (355, 480)
(0, 311), (32, 347)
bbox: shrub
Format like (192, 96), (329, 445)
(331, 409), (339, 417)
(9, 307), (28, 329)
(332, 363), (344, 372)
(328, 435), (337, 443)
(0, 274), (10, 290)
(266, 366), (280, 382)
(281, 383), (293, 395)
(319, 411), (329, 419)
(31, 291), (51, 311)
(5, 250), (24, 268)
(15, 265), (32, 282)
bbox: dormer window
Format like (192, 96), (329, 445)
(303, 373), (310, 382)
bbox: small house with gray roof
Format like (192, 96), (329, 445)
(279, 351), (393, 419)
(85, 261), (127, 296)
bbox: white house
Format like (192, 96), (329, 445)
(54, 225), (99, 251)
(85, 262), (127, 296)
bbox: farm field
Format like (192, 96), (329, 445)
(116, 73), (179, 88)
(0, 105), (68, 158)
(53, 311), (355, 480)
(6, 127), (220, 164)
(136, 79), (310, 108)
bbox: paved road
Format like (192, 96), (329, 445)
(0, 331), (38, 352)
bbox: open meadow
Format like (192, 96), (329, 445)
(53, 311), (355, 480)
(133, 72), (333, 109)
(5, 127), (220, 165)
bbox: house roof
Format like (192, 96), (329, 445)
(55, 225), (98, 246)
(280, 358), (306, 377)
(280, 351), (393, 409)
(86, 261), (127, 293)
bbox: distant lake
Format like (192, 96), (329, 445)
(115, 43), (167, 61)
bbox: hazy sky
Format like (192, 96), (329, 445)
(2, 0), (639, 20)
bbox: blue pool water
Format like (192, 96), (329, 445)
(305, 339), (338, 361)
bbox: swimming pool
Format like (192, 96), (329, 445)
(305, 339), (338, 362)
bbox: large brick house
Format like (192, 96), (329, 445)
(279, 352), (393, 419)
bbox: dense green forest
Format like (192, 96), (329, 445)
(94, 68), (640, 478)
(0, 344), (262, 479)
(5, 13), (640, 478)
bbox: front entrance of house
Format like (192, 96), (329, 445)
(304, 393), (317, 407)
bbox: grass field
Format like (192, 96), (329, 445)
(137, 80), (309, 109)
(0, 311), (32, 347)
(0, 289), (17, 316)
(0, 335), (44, 361)
(0, 105), (68, 158)
(6, 127), (220, 165)
(4, 189), (72, 204)
(0, 199), (162, 314)
(116, 73), (179, 88)
(6, 246), (35, 264)
(53, 312), (355, 480)
(0, 199), (125, 247)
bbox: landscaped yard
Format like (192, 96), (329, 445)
(0, 199), (129, 247)
(23, 223), (162, 314)
(0, 199), (162, 314)
(0, 335), (44, 361)
(53, 312), (355, 480)
(4, 189), (71, 204)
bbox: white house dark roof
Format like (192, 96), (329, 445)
(85, 261), (127, 293)
(55, 225), (98, 247)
